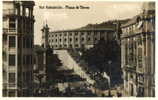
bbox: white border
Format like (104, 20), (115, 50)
(0, 0), (157, 100)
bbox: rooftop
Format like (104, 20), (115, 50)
(121, 15), (141, 28)
(49, 19), (129, 33)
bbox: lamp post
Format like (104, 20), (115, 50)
(108, 60), (112, 97)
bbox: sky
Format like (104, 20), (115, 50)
(34, 1), (143, 45)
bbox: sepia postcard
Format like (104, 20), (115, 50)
(1, 0), (156, 98)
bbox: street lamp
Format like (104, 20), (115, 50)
(108, 60), (112, 87)
(108, 60), (112, 97)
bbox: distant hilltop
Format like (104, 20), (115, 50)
(51, 19), (130, 32)
(78, 19), (130, 30)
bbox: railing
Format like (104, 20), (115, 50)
(122, 28), (143, 37)
(9, 83), (16, 87)
(3, 83), (16, 88)
(137, 67), (144, 73)
(125, 64), (136, 70)
(3, 28), (16, 33)
(3, 9), (16, 16)
(134, 28), (143, 34)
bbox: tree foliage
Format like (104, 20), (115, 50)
(81, 38), (121, 73)
(46, 47), (62, 81)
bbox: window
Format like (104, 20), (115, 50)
(3, 51), (7, 61)
(64, 38), (67, 42)
(9, 73), (15, 83)
(152, 89), (155, 97)
(125, 72), (128, 81)
(138, 75), (144, 82)
(30, 38), (33, 48)
(75, 38), (78, 42)
(130, 84), (134, 96)
(9, 54), (15, 66)
(26, 55), (30, 65)
(138, 87), (144, 97)
(81, 44), (84, 48)
(18, 19), (22, 33)
(9, 36), (16, 48)
(138, 37), (142, 45)
(64, 33), (67, 36)
(3, 89), (7, 97)
(30, 22), (33, 33)
(8, 90), (16, 97)
(81, 33), (84, 35)
(69, 44), (72, 48)
(23, 55), (26, 65)
(64, 45), (67, 48)
(130, 74), (133, 79)
(26, 22), (30, 33)
(81, 38), (84, 41)
(88, 37), (91, 41)
(23, 37), (26, 48)
(138, 47), (142, 68)
(23, 72), (25, 82)
(18, 36), (21, 48)
(69, 33), (72, 36)
(23, 19), (26, 33)
(70, 38), (72, 42)
(26, 8), (29, 17)
(75, 32), (78, 35)
(30, 55), (32, 64)
(87, 32), (91, 35)
(94, 32), (97, 35)
(26, 38), (30, 48)
(18, 54), (21, 65)
(75, 44), (78, 47)
(9, 18), (16, 29)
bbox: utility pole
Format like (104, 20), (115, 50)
(108, 60), (112, 97)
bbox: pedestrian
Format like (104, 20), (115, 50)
(117, 91), (122, 97)
(108, 90), (113, 97)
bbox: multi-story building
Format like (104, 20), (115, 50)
(121, 2), (155, 97)
(46, 27), (115, 50)
(2, 1), (35, 97)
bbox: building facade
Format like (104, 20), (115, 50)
(46, 28), (115, 49)
(121, 2), (155, 97)
(2, 1), (35, 97)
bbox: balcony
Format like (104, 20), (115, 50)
(3, 28), (17, 34)
(122, 28), (143, 38)
(9, 83), (16, 88)
(134, 28), (143, 34)
(3, 9), (16, 16)
(137, 67), (144, 74)
(124, 63), (136, 72)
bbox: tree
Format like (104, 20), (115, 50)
(45, 46), (62, 81)
(81, 38), (122, 85)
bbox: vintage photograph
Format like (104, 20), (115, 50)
(2, 0), (155, 97)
